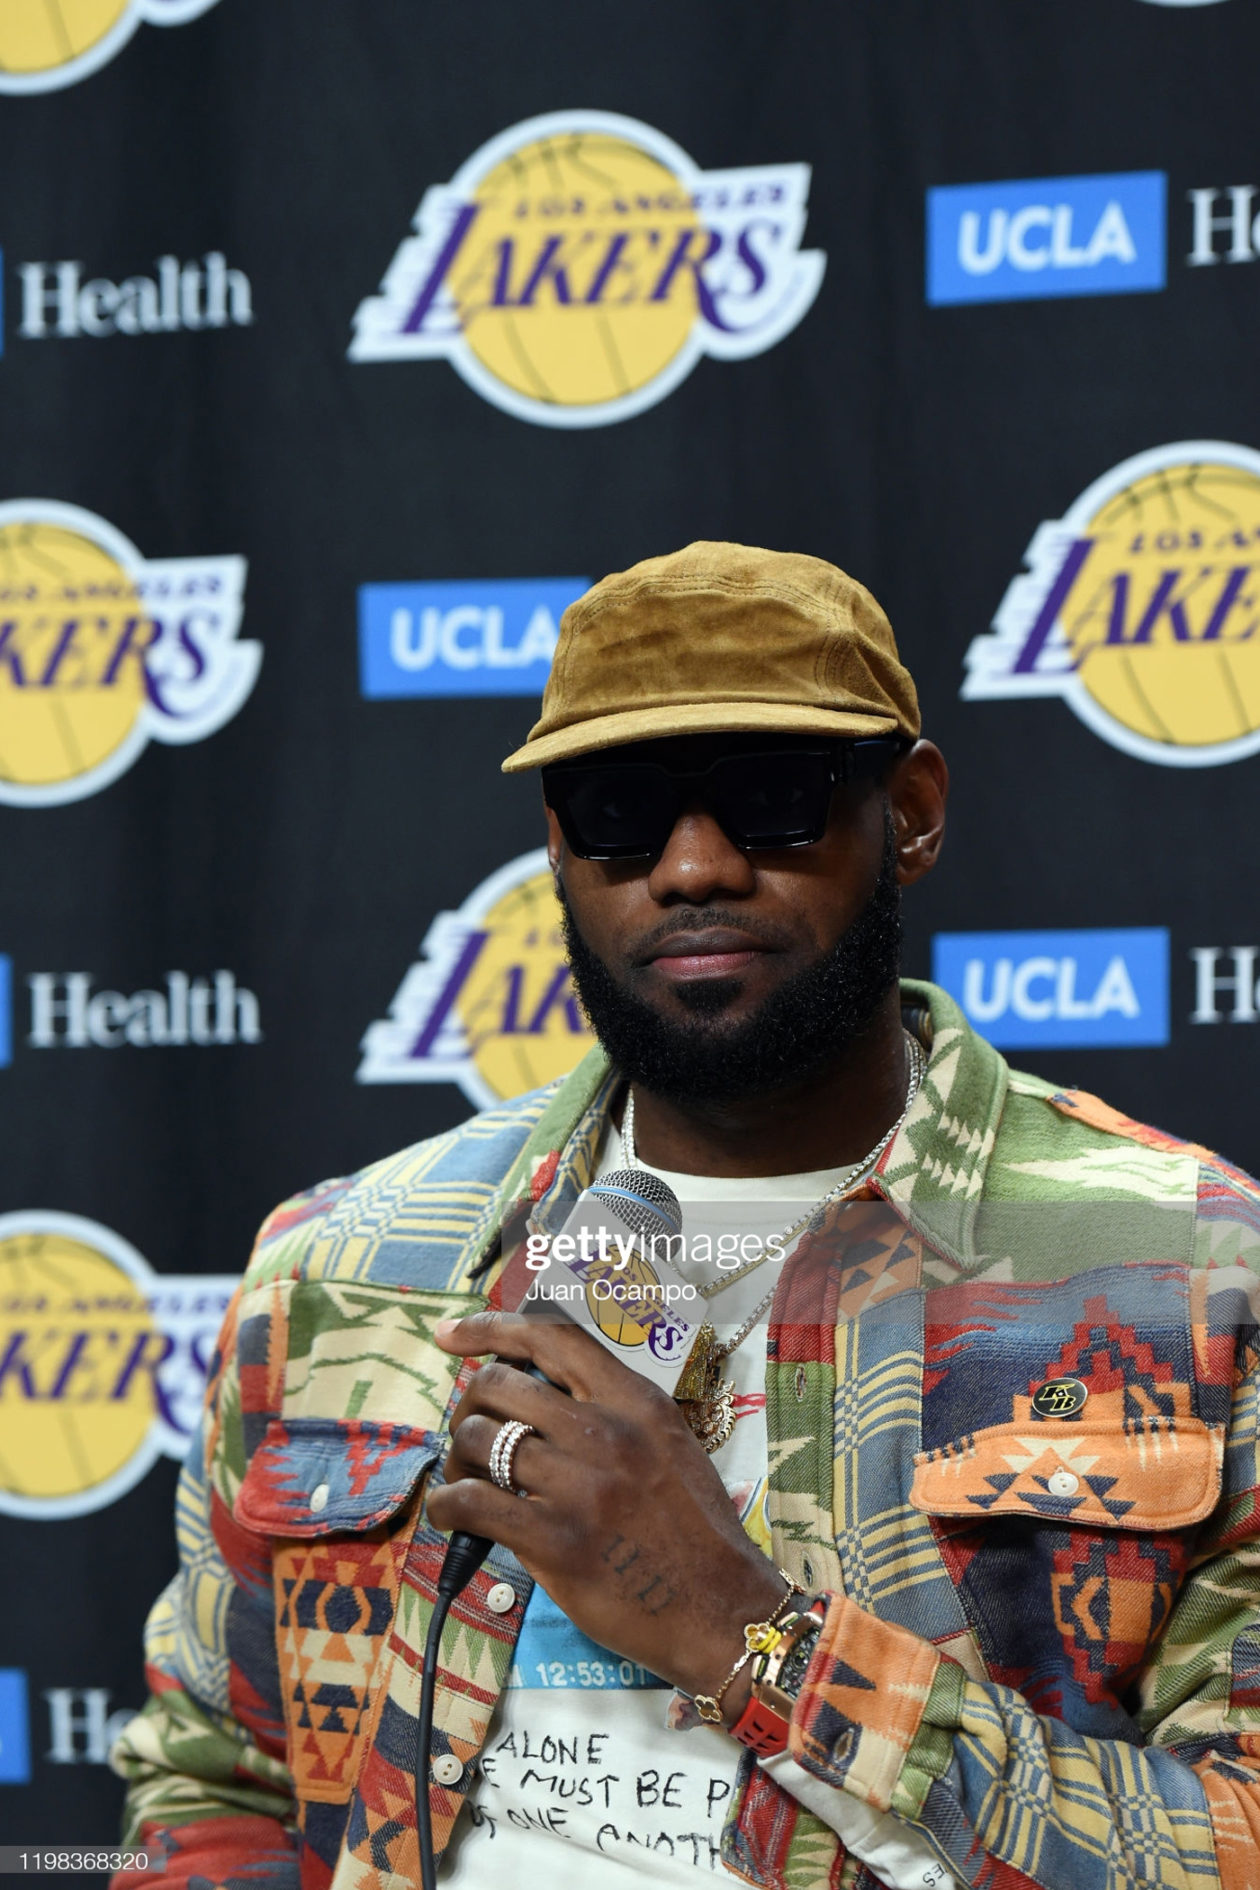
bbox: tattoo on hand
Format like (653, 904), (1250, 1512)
(634, 1573), (676, 1615)
(602, 1535), (676, 1615)
(602, 1533), (640, 1575)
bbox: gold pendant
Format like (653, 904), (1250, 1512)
(675, 1321), (721, 1401)
(679, 1381), (737, 1454)
(674, 1322), (737, 1454)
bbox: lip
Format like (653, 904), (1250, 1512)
(645, 929), (770, 980)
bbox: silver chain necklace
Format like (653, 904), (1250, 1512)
(621, 1029), (925, 1300)
(620, 1031), (928, 1454)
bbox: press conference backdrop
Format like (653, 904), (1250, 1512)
(1, 0), (1257, 1850)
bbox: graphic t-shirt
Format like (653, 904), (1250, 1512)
(440, 1132), (843, 1886)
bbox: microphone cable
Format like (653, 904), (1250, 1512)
(417, 1529), (493, 1890)
(415, 1167), (683, 1887)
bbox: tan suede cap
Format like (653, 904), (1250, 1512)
(501, 540), (919, 772)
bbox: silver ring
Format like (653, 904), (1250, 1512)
(488, 1418), (536, 1494)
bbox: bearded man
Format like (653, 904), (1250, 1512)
(113, 543), (1260, 1890)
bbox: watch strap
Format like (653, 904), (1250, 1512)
(729, 1690), (792, 1756)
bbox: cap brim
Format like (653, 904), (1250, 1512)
(501, 701), (906, 772)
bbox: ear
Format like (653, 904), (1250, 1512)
(888, 741), (948, 886)
(544, 801), (565, 876)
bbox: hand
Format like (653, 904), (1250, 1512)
(427, 1309), (787, 1713)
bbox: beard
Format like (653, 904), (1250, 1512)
(557, 817), (902, 1105)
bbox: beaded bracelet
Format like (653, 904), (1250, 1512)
(691, 1571), (803, 1725)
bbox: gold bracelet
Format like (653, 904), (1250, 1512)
(692, 1571), (802, 1725)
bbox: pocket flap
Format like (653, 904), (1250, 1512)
(234, 1416), (441, 1536)
(910, 1418), (1225, 1530)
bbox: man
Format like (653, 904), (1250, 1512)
(114, 543), (1260, 1890)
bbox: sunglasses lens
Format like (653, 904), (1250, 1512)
(711, 753), (834, 845)
(546, 747), (854, 857)
(552, 767), (677, 858)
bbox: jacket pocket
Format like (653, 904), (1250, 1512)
(909, 1416), (1225, 1531)
(228, 1276), (482, 1811)
(235, 1415), (441, 1537)
(236, 1416), (442, 1807)
(910, 1418), (1227, 1710)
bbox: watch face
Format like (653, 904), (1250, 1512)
(777, 1629), (820, 1700)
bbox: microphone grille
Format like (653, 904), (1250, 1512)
(591, 1168), (683, 1239)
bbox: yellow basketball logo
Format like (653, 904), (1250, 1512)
(358, 848), (597, 1106)
(584, 1251), (666, 1350)
(967, 442), (1260, 766)
(350, 111), (826, 427)
(0, 0), (220, 93)
(0, 501), (257, 806)
(0, 1212), (235, 1519)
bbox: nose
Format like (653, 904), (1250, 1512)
(645, 804), (756, 904)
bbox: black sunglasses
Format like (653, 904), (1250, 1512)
(543, 739), (906, 861)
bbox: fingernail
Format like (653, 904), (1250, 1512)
(434, 1318), (459, 1338)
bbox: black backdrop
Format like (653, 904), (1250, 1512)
(2, 0), (1257, 1853)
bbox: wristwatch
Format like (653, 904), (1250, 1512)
(729, 1597), (827, 1757)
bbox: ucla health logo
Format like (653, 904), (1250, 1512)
(927, 172), (1165, 305)
(359, 578), (586, 699)
(0, 500), (257, 806)
(359, 849), (595, 1106)
(965, 442), (1260, 766)
(933, 929), (1169, 1050)
(18, 251), (251, 340)
(0, 0), (220, 94)
(349, 111), (825, 428)
(0, 1212), (236, 1520)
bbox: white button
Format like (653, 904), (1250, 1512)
(486, 1581), (517, 1614)
(1048, 1470), (1079, 1497)
(308, 1483), (329, 1513)
(432, 1754), (463, 1785)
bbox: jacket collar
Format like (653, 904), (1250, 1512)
(874, 978), (1009, 1267)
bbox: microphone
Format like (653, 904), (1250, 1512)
(440, 1168), (686, 1592)
(519, 1166), (700, 1389)
(419, 1168), (686, 1890)
(582, 1166), (684, 1240)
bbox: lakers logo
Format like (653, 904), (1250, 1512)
(358, 848), (596, 1106)
(583, 1252), (666, 1350)
(0, 500), (257, 806)
(0, 1212), (235, 1519)
(350, 111), (825, 427)
(0, 0), (220, 94)
(966, 442), (1260, 766)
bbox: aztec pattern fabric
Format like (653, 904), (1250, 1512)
(110, 982), (1260, 1890)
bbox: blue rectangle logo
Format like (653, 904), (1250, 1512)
(932, 928), (1169, 1049)
(358, 578), (588, 699)
(0, 956), (10, 1068)
(0, 1670), (30, 1783)
(926, 171), (1166, 305)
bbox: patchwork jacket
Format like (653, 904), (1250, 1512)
(111, 980), (1260, 1890)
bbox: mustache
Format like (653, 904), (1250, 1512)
(627, 907), (796, 957)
